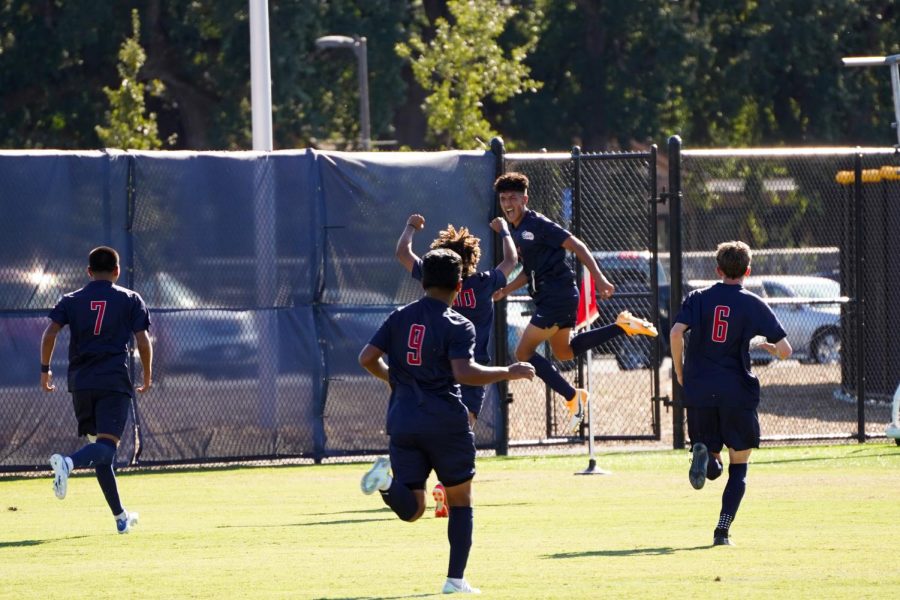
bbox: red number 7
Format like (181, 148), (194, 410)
(90, 300), (107, 335)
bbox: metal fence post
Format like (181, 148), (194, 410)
(490, 136), (509, 456)
(854, 152), (866, 442)
(667, 136), (685, 449)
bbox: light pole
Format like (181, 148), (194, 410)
(315, 35), (371, 151)
(843, 54), (900, 147)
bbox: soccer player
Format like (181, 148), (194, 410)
(396, 213), (517, 517)
(40, 246), (153, 534)
(358, 248), (535, 594)
(670, 241), (792, 546)
(491, 171), (658, 432)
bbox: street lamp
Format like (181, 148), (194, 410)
(843, 54), (900, 147)
(315, 35), (371, 151)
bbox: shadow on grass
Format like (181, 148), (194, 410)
(218, 517), (396, 529)
(0, 535), (90, 548)
(544, 545), (709, 558)
(753, 449), (900, 466)
(313, 595), (435, 600)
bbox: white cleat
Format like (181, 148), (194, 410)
(49, 454), (71, 500)
(360, 456), (391, 495)
(442, 578), (481, 594)
(116, 510), (139, 534)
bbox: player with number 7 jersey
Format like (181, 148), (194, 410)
(40, 246), (152, 535)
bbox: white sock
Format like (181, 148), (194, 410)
(378, 475), (392, 491)
(114, 510), (127, 521)
(65, 456), (74, 473)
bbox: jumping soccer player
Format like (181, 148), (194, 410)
(670, 240), (792, 546)
(491, 171), (658, 432)
(41, 246), (152, 534)
(396, 213), (517, 517)
(358, 248), (534, 594)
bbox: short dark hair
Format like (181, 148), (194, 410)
(89, 246), (120, 274)
(421, 248), (462, 291)
(716, 241), (751, 279)
(494, 172), (529, 194)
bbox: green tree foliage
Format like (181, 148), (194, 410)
(396, 0), (541, 149)
(96, 10), (163, 150)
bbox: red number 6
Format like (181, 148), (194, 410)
(712, 305), (729, 343)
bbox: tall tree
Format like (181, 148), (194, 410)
(396, 0), (542, 149)
(96, 10), (164, 150)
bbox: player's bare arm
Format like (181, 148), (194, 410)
(493, 270), (528, 302)
(358, 343), (390, 383)
(757, 337), (793, 360)
(395, 213), (425, 272)
(489, 217), (518, 277)
(451, 358), (535, 387)
(670, 322), (688, 386)
(134, 329), (153, 393)
(40, 321), (62, 392)
(561, 235), (614, 299)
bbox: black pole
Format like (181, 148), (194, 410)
(490, 136), (510, 455)
(667, 136), (685, 449)
(853, 153), (866, 443)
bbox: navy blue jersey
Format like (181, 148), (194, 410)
(511, 210), (574, 299)
(411, 258), (506, 363)
(49, 280), (151, 394)
(675, 282), (786, 409)
(369, 296), (476, 435)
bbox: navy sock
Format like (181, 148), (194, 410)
(570, 324), (625, 357)
(707, 457), (724, 481)
(719, 463), (748, 528)
(528, 353), (575, 400)
(70, 438), (116, 469)
(95, 464), (124, 515)
(379, 479), (419, 521)
(447, 506), (473, 579)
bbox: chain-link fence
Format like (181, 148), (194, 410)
(676, 146), (899, 442)
(501, 148), (662, 446)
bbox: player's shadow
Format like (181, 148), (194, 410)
(217, 517), (396, 529)
(314, 595), (434, 600)
(544, 545), (709, 558)
(0, 535), (90, 548)
(307, 507), (393, 516)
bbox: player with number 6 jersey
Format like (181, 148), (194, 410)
(40, 246), (152, 534)
(670, 240), (791, 546)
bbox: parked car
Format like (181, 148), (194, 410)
(505, 250), (670, 370)
(142, 272), (260, 379)
(684, 275), (842, 364)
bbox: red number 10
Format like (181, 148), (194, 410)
(407, 324), (426, 365)
(712, 305), (730, 343)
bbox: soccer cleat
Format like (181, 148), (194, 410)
(116, 510), (139, 534)
(49, 454), (71, 500)
(442, 578), (481, 594)
(433, 483), (449, 518)
(713, 529), (732, 546)
(615, 310), (658, 337)
(689, 443), (708, 490)
(565, 389), (587, 433)
(360, 456), (391, 495)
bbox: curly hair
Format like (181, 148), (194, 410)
(430, 224), (480, 278)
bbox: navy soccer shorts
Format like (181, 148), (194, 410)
(460, 384), (485, 417)
(389, 430), (476, 489)
(530, 285), (579, 330)
(687, 405), (760, 453)
(71, 390), (132, 439)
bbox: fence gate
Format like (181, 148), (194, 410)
(499, 146), (663, 446)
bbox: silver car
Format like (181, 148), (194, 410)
(685, 275), (842, 364)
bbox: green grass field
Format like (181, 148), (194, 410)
(1, 444), (897, 599)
